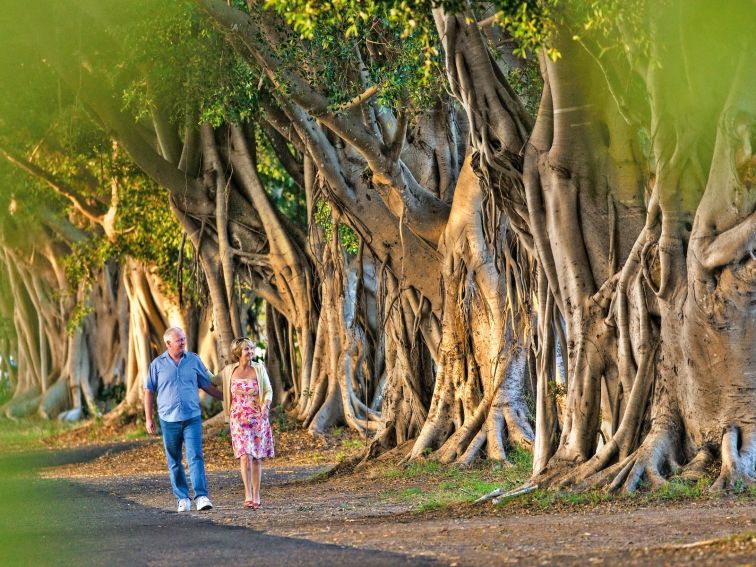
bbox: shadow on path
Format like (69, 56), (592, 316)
(0, 447), (440, 567)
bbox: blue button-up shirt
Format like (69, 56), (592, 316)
(145, 351), (213, 422)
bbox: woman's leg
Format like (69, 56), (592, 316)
(251, 459), (262, 504)
(239, 454), (252, 502)
(247, 456), (255, 500)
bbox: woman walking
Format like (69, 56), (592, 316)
(218, 337), (274, 509)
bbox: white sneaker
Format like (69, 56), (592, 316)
(195, 496), (213, 511)
(177, 498), (191, 512)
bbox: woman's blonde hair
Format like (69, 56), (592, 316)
(230, 337), (254, 362)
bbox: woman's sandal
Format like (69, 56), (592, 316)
(243, 500), (255, 509)
(251, 502), (261, 510)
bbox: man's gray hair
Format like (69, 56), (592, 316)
(163, 327), (184, 343)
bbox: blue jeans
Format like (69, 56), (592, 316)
(160, 416), (208, 501)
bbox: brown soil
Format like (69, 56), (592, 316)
(47, 423), (756, 566)
(51, 420), (365, 476)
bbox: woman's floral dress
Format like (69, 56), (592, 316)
(229, 376), (275, 459)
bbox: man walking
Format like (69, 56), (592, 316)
(145, 327), (223, 512)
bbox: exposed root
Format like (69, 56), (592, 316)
(678, 446), (715, 481)
(528, 455), (588, 489)
(710, 426), (756, 492)
(607, 426), (681, 493)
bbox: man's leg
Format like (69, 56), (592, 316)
(183, 416), (208, 499)
(160, 419), (190, 500)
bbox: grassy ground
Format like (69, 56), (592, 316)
(374, 446), (756, 514)
(0, 418), (84, 564)
(0, 417), (79, 452)
(377, 447), (533, 511)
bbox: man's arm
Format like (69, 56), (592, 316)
(196, 356), (223, 400)
(144, 389), (157, 434)
(201, 383), (223, 400)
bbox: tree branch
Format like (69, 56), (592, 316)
(198, 0), (389, 172)
(0, 145), (105, 225)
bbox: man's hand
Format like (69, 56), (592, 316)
(144, 389), (156, 435)
(203, 383), (224, 401)
(145, 415), (157, 435)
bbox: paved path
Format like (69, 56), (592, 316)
(0, 448), (440, 567)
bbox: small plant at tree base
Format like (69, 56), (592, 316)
(202, 398), (223, 420)
(98, 383), (126, 414)
(217, 427), (230, 443)
(269, 404), (292, 432)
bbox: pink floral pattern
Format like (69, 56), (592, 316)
(229, 377), (275, 459)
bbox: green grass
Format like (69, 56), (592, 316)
(493, 487), (614, 510)
(340, 438), (366, 450)
(123, 426), (149, 440)
(380, 446), (533, 512)
(493, 474), (756, 512)
(378, 447), (756, 514)
(651, 477), (709, 500)
(0, 417), (77, 452)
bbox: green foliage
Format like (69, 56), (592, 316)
(548, 379), (566, 398)
(123, 426), (149, 440)
(201, 398), (224, 420)
(62, 240), (113, 291)
(264, 0), (445, 111)
(265, 0), (560, 82)
(491, 1), (559, 60)
(340, 438), (365, 449)
(59, 171), (195, 321)
(255, 129), (307, 227)
(217, 426), (231, 444)
(506, 61), (543, 116)
(119, 1), (260, 128)
(65, 304), (95, 336)
(493, 473), (754, 512)
(653, 477), (709, 500)
(314, 199), (360, 255)
(113, 177), (195, 297)
(565, 0), (651, 65)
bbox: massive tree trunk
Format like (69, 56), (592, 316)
(443, 1), (755, 491)
(407, 155), (534, 463)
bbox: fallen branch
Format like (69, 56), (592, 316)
(476, 483), (538, 504)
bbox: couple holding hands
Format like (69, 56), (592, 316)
(144, 329), (275, 512)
